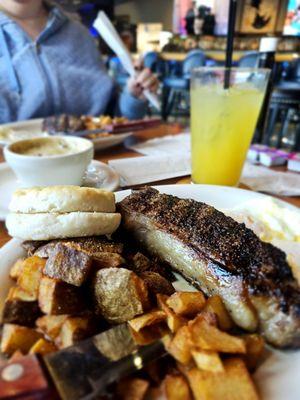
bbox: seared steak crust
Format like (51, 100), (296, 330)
(119, 187), (300, 347)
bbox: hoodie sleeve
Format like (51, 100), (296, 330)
(118, 89), (148, 120)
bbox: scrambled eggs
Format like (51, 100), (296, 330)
(226, 198), (300, 243)
(225, 198), (300, 284)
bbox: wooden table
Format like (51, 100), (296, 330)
(0, 123), (299, 248)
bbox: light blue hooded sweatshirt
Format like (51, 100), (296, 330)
(0, 4), (147, 123)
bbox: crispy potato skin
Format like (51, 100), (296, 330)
(56, 315), (96, 349)
(2, 298), (40, 327)
(44, 243), (93, 286)
(38, 276), (85, 315)
(163, 374), (192, 400)
(93, 268), (150, 323)
(140, 271), (175, 297)
(186, 358), (259, 400)
(36, 315), (69, 340)
(9, 258), (26, 280)
(17, 256), (45, 299)
(167, 292), (206, 318)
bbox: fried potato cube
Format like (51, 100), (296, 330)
(189, 313), (246, 354)
(192, 310), (218, 326)
(176, 360), (192, 378)
(166, 311), (187, 333)
(163, 373), (192, 400)
(44, 243), (93, 286)
(6, 286), (36, 301)
(161, 333), (172, 348)
(93, 253), (125, 269)
(203, 296), (234, 331)
(22, 240), (46, 256)
(17, 256), (46, 298)
(38, 276), (85, 315)
(191, 349), (224, 373)
(186, 358), (259, 400)
(93, 268), (150, 324)
(132, 252), (152, 273)
(146, 387), (165, 400)
(29, 338), (57, 355)
(184, 367), (209, 400)
(1, 324), (43, 356)
(130, 324), (168, 346)
(128, 310), (166, 332)
(2, 286), (40, 326)
(141, 272), (175, 297)
(222, 358), (259, 400)
(9, 258), (25, 280)
(57, 315), (95, 348)
(116, 378), (150, 400)
(241, 334), (265, 371)
(36, 314), (69, 340)
(167, 325), (193, 365)
(166, 292), (206, 317)
(157, 294), (187, 333)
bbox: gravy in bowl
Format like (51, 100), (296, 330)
(10, 137), (87, 157)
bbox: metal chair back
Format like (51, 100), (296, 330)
(183, 50), (206, 78)
(238, 52), (260, 68)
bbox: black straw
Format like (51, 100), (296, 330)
(224, 0), (237, 89)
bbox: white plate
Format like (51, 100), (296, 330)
(0, 119), (46, 146)
(0, 119), (132, 150)
(92, 132), (132, 151)
(0, 160), (119, 220)
(0, 184), (299, 399)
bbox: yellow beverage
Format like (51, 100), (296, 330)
(191, 69), (268, 186)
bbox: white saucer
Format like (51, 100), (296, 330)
(0, 160), (120, 221)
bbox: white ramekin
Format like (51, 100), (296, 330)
(4, 136), (94, 187)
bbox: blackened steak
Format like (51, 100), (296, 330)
(118, 187), (300, 348)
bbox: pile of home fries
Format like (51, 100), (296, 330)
(122, 291), (264, 400)
(0, 256), (98, 356)
(0, 254), (264, 400)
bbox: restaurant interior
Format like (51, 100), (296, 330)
(56, 0), (300, 151)
(0, 1), (300, 399)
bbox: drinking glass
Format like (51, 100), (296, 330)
(191, 67), (270, 186)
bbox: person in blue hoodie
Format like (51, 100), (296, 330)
(0, 0), (159, 123)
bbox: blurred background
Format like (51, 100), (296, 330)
(56, 0), (300, 51)
(55, 0), (300, 150)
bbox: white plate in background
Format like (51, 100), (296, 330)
(91, 132), (132, 151)
(0, 119), (132, 150)
(0, 119), (46, 146)
(0, 160), (119, 220)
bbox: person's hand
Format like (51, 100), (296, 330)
(127, 61), (159, 100)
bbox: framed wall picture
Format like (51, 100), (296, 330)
(239, 0), (281, 33)
(283, 0), (300, 35)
